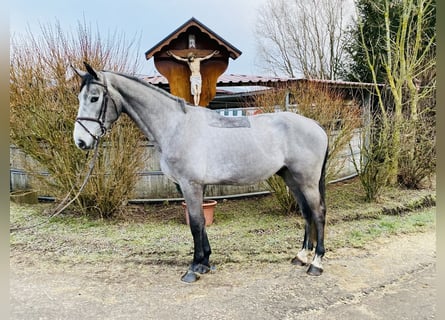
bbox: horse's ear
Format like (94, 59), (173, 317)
(71, 64), (87, 78)
(83, 61), (99, 80)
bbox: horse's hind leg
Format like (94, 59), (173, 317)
(302, 188), (326, 276)
(277, 169), (312, 265)
(292, 215), (313, 266)
(279, 168), (326, 275)
(179, 181), (212, 283)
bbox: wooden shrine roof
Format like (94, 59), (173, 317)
(144, 17), (242, 60)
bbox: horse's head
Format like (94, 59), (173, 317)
(72, 62), (122, 150)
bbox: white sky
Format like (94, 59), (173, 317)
(10, 0), (268, 76)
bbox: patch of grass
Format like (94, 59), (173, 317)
(326, 178), (435, 223)
(327, 208), (435, 249)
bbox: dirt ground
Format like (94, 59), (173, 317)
(10, 228), (436, 320)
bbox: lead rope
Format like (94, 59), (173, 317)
(10, 144), (100, 233)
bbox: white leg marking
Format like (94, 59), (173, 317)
(297, 248), (309, 265)
(311, 254), (323, 269)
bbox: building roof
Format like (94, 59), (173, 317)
(296, 78), (384, 89)
(142, 73), (296, 87)
(142, 73), (382, 89)
(144, 17), (242, 60)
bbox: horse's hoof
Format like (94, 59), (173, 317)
(191, 264), (213, 274)
(181, 270), (200, 283)
(291, 256), (307, 266)
(307, 264), (323, 276)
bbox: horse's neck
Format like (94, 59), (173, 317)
(107, 72), (185, 147)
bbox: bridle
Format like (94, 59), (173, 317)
(76, 78), (118, 142)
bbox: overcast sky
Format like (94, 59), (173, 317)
(10, 0), (268, 76)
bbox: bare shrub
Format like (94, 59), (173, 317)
(10, 20), (145, 218)
(397, 116), (436, 189)
(289, 82), (362, 181)
(265, 174), (298, 215)
(351, 112), (393, 202)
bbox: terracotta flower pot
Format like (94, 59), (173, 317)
(182, 200), (217, 226)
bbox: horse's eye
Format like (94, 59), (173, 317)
(90, 97), (99, 103)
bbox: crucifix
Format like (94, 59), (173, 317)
(167, 50), (219, 106)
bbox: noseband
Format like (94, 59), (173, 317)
(76, 80), (118, 141)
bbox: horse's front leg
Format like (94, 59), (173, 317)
(180, 182), (212, 283)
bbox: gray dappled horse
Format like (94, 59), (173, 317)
(72, 62), (329, 283)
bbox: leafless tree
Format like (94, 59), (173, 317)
(255, 0), (354, 79)
(358, 0), (436, 188)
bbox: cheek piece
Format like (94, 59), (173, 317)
(76, 81), (118, 142)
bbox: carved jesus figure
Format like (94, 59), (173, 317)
(167, 50), (219, 106)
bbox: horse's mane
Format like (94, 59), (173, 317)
(101, 71), (168, 98)
(103, 70), (189, 113)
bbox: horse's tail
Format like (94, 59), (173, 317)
(318, 144), (329, 209)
